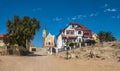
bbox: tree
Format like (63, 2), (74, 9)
(4, 15), (40, 51)
(97, 31), (116, 44)
(97, 31), (106, 44)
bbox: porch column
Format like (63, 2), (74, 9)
(79, 43), (81, 47)
(56, 48), (58, 53)
(85, 43), (87, 46)
(50, 48), (52, 55)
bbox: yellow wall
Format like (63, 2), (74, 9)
(45, 33), (55, 48)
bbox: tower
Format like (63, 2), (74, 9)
(42, 25), (46, 48)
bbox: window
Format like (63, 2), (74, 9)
(66, 31), (69, 34)
(48, 42), (50, 45)
(72, 25), (74, 28)
(78, 31), (81, 34)
(71, 31), (74, 34)
(66, 30), (74, 35)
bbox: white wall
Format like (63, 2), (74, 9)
(0, 39), (5, 46)
(57, 35), (63, 49)
(64, 25), (75, 36)
(76, 31), (83, 36)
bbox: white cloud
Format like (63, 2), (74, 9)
(104, 8), (117, 12)
(32, 8), (42, 11)
(90, 14), (94, 17)
(71, 15), (83, 20)
(117, 16), (120, 19)
(68, 13), (98, 21)
(104, 4), (108, 7)
(111, 9), (117, 12)
(112, 16), (116, 18)
(112, 15), (120, 19)
(53, 17), (62, 21)
(90, 13), (98, 17)
(71, 17), (77, 20)
(75, 15), (87, 18)
(82, 15), (87, 18)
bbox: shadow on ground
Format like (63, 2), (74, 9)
(27, 53), (47, 57)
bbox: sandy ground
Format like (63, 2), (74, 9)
(0, 55), (120, 71)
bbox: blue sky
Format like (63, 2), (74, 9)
(0, 0), (120, 47)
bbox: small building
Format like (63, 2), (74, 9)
(0, 34), (5, 47)
(0, 34), (6, 55)
(92, 32), (100, 45)
(29, 45), (36, 52)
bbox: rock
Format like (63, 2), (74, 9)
(71, 53), (76, 58)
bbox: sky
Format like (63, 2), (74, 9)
(0, 0), (120, 47)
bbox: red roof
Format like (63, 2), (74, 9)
(75, 27), (81, 30)
(61, 34), (77, 39)
(60, 22), (92, 38)
(0, 34), (4, 38)
(83, 30), (92, 38)
(77, 24), (90, 31)
(69, 22), (76, 25)
(70, 22), (92, 38)
(60, 28), (65, 33)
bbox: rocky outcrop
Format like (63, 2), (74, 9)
(57, 42), (120, 61)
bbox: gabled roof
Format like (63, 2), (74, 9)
(60, 22), (91, 32)
(0, 34), (4, 38)
(60, 28), (65, 33)
(69, 22), (90, 31)
(59, 22), (92, 38)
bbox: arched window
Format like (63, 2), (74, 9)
(49, 42), (50, 45)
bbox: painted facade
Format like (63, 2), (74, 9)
(45, 33), (55, 48)
(57, 22), (92, 49)
(42, 26), (55, 48)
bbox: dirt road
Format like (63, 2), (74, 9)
(0, 55), (120, 71)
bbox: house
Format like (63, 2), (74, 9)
(29, 44), (36, 52)
(0, 34), (5, 47)
(57, 22), (92, 50)
(92, 32), (100, 45)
